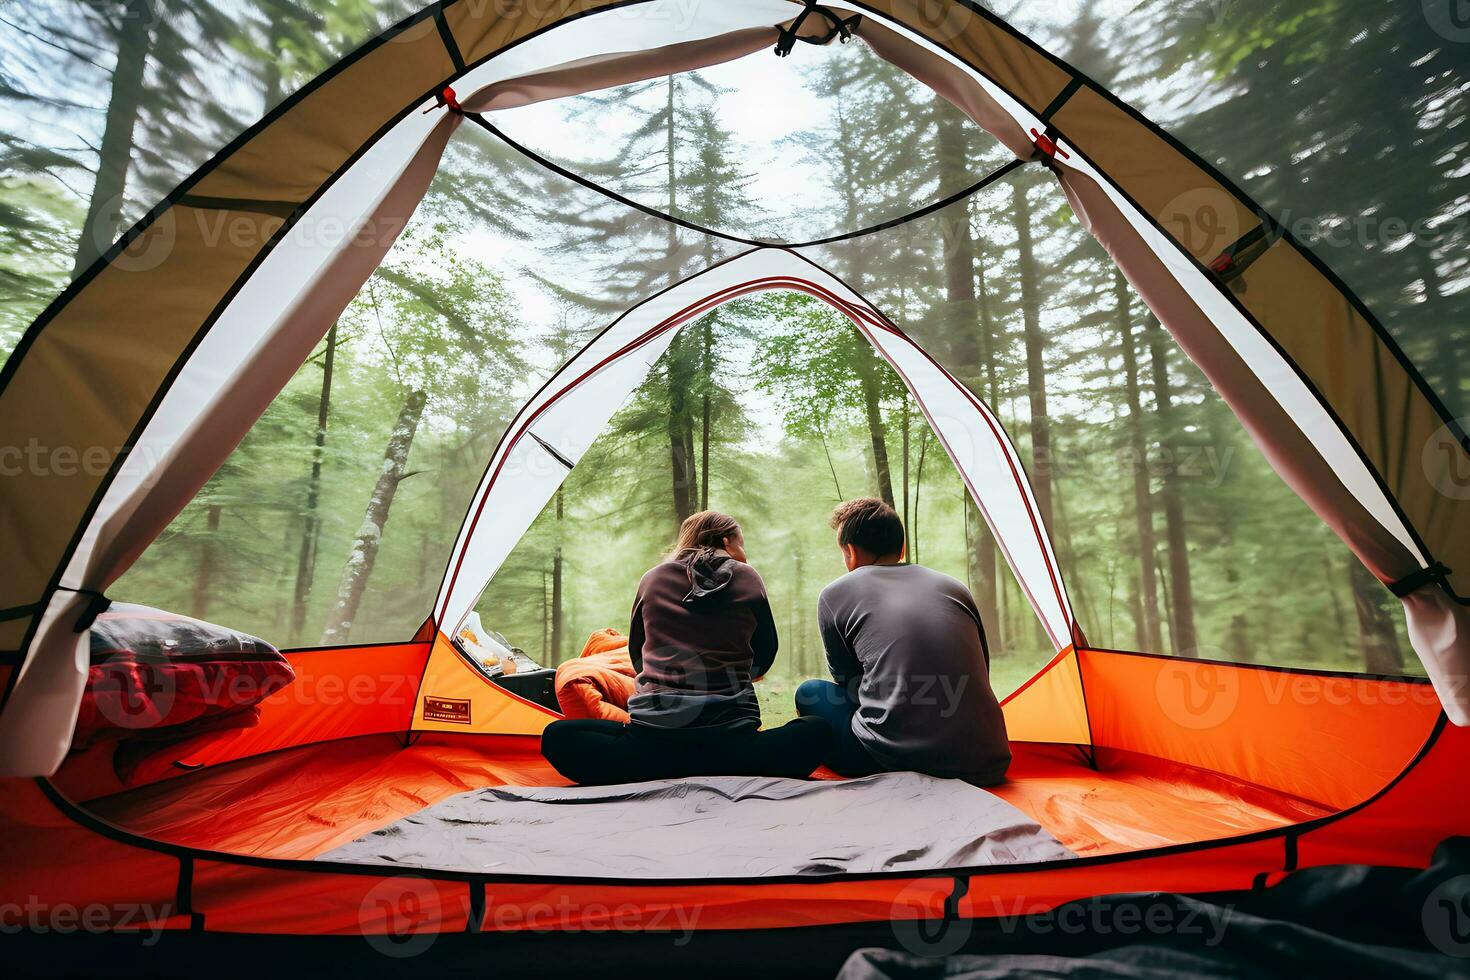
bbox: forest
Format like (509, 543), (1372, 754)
(2, 1), (1464, 711)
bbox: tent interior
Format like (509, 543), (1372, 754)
(32, 20), (1453, 880)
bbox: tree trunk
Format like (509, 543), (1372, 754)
(551, 487), (565, 662)
(1350, 559), (1405, 673)
(291, 323), (337, 644)
(664, 75), (679, 265)
(855, 345), (895, 507)
(190, 503), (223, 620)
(321, 388), (427, 644)
(1115, 272), (1163, 652)
(668, 410), (693, 524)
(683, 419), (697, 512)
(1324, 550), (1349, 639)
(1146, 317), (1198, 655)
(700, 318), (712, 511)
(913, 431), (929, 565)
(792, 545), (806, 673)
(972, 244), (1002, 641)
(935, 111), (1001, 632)
(901, 396), (911, 557)
(74, 0), (154, 274)
(667, 335), (696, 524)
(1012, 178), (1054, 528)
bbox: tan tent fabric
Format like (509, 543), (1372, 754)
(1234, 242), (1469, 595)
(859, 4), (1466, 598)
(443, 0), (623, 68)
(1050, 88), (1264, 266)
(191, 27), (455, 203)
(849, 0), (1070, 113)
(0, 208), (283, 652)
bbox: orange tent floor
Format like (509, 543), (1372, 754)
(75, 733), (1332, 864)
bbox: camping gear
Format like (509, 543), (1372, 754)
(0, 0), (1467, 945)
(75, 604), (294, 750)
(319, 772), (1075, 876)
(554, 629), (637, 722)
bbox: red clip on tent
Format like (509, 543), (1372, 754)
(1, 0), (1468, 940)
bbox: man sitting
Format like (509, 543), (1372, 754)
(795, 498), (1010, 785)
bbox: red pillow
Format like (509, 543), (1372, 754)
(74, 604), (294, 749)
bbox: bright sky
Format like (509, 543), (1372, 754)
(449, 44), (870, 446)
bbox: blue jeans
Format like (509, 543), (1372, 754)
(794, 679), (884, 777)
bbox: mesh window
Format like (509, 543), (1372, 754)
(474, 294), (1055, 719)
(111, 120), (740, 647)
(990, 0), (1469, 422)
(0, 0), (422, 353)
(490, 38), (1009, 244)
(803, 166), (1417, 673)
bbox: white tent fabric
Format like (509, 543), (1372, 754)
(433, 246), (1079, 649)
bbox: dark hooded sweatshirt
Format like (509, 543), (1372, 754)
(626, 548), (777, 732)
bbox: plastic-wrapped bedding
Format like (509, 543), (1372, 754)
(319, 771), (1074, 876)
(75, 602), (294, 752)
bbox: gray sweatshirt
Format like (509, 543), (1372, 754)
(817, 563), (1010, 784)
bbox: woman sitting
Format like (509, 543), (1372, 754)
(541, 511), (831, 785)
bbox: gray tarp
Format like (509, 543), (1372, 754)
(319, 772), (1073, 877)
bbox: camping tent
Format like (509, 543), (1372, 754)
(1, 0), (1467, 939)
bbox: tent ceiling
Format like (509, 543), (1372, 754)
(1, 0), (1467, 776)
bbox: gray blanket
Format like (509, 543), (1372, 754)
(319, 772), (1073, 877)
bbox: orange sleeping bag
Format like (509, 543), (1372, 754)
(554, 628), (637, 722)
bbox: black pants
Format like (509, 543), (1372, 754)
(794, 678), (884, 777)
(540, 716), (832, 786)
